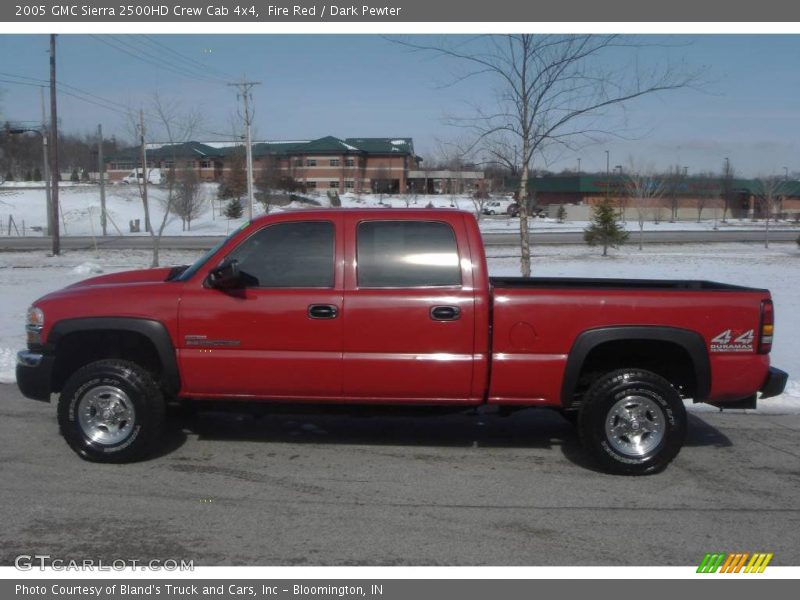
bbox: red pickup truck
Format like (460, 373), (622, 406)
(16, 209), (787, 474)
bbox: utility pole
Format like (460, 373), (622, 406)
(97, 124), (107, 235)
(139, 109), (152, 233)
(40, 87), (52, 236)
(49, 34), (60, 255)
(229, 79), (261, 220)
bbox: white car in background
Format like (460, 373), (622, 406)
(481, 199), (513, 215)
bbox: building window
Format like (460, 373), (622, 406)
(345, 158), (355, 167)
(306, 181), (317, 189)
(306, 159), (317, 167)
(344, 180), (355, 189)
(293, 158), (303, 167)
(200, 160), (211, 169)
(329, 181), (339, 188)
(330, 159), (340, 167)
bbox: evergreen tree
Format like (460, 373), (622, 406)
(224, 198), (244, 219)
(25, 170), (32, 181)
(556, 205), (567, 223)
(81, 168), (90, 182)
(70, 168), (79, 183)
(5, 172), (13, 182)
(33, 167), (42, 181)
(584, 199), (628, 256)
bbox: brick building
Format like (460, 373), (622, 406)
(514, 174), (800, 220)
(106, 136), (422, 194)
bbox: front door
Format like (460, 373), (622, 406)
(177, 217), (344, 399)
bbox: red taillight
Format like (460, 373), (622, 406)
(759, 299), (774, 354)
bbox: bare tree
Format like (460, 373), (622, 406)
(626, 168), (666, 250)
(372, 164), (392, 203)
(396, 34), (702, 276)
(754, 175), (785, 248)
(170, 168), (207, 231)
(254, 153), (280, 214)
(128, 94), (202, 267)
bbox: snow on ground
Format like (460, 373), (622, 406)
(2, 185), (799, 237)
(0, 240), (797, 413)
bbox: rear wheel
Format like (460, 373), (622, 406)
(58, 359), (165, 463)
(578, 369), (686, 475)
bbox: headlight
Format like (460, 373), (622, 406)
(26, 306), (44, 345)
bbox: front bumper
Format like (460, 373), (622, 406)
(760, 366), (788, 399)
(16, 350), (54, 402)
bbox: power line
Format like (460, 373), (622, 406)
(90, 35), (229, 86)
(1, 70), (237, 143)
(138, 35), (236, 82)
(109, 35), (228, 83)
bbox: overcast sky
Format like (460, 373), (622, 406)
(1, 34), (798, 178)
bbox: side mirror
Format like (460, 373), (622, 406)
(207, 259), (240, 290)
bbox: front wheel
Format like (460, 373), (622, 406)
(578, 369), (686, 475)
(58, 359), (165, 463)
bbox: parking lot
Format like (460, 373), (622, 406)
(1, 384), (799, 566)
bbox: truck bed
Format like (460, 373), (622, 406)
(490, 276), (766, 292)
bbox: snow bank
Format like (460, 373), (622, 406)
(3, 186), (799, 239)
(0, 348), (15, 384)
(71, 262), (104, 276)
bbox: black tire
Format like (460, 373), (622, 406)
(578, 369), (686, 475)
(57, 359), (165, 463)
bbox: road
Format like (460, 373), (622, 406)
(1, 229), (799, 251)
(1, 384), (798, 566)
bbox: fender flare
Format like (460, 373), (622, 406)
(48, 317), (180, 395)
(561, 326), (710, 407)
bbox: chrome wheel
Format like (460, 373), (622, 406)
(77, 385), (136, 445)
(604, 395), (665, 457)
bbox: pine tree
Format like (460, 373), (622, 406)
(70, 168), (79, 183)
(25, 170), (33, 181)
(556, 205), (567, 223)
(584, 199), (628, 256)
(33, 167), (42, 181)
(5, 172), (14, 182)
(224, 198), (243, 219)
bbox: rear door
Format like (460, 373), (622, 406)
(341, 215), (478, 403)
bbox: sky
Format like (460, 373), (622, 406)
(0, 33), (799, 178)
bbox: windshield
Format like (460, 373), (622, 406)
(175, 224), (248, 282)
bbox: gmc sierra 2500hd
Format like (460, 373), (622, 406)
(16, 209), (787, 474)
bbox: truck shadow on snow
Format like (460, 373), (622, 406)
(162, 406), (732, 472)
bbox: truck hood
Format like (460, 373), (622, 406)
(66, 266), (183, 289)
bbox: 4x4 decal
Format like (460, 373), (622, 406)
(710, 329), (754, 353)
